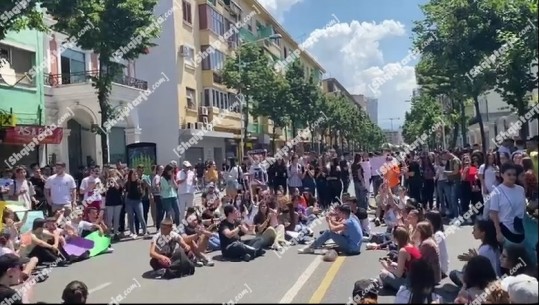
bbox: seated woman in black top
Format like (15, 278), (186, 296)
(219, 205), (266, 262)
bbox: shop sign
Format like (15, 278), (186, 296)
(0, 113), (16, 127)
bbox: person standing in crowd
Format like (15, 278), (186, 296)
(288, 155), (303, 194)
(159, 165), (180, 226)
(435, 154), (449, 215)
(105, 169), (124, 241)
(370, 152), (384, 198)
(479, 152), (500, 219)
(444, 150), (462, 219)
(272, 159), (288, 195)
(383, 155), (400, 194)
(44, 162), (77, 215)
(522, 157), (538, 201)
(136, 165), (151, 233)
(405, 153), (422, 203)
(315, 161), (331, 210)
(360, 153), (372, 196)
(204, 161), (219, 188)
(29, 165), (47, 212)
(79, 167), (103, 218)
(420, 152), (436, 210)
(301, 162), (316, 197)
(151, 165), (164, 228)
(351, 154), (367, 210)
(460, 154), (481, 224)
(248, 156), (268, 195)
(225, 159), (242, 198)
(339, 154), (351, 194)
(124, 170), (149, 239)
(8, 167), (37, 211)
(177, 161), (197, 220)
(0, 169), (14, 201)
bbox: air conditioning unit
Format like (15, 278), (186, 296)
(200, 106), (208, 116)
(202, 117), (209, 124)
(205, 123), (214, 131)
(179, 45), (190, 57)
(196, 122), (205, 130)
(227, 0), (241, 17)
(187, 122), (196, 129)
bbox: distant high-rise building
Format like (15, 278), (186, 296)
(383, 129), (403, 145)
(366, 97), (378, 125)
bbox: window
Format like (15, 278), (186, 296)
(182, 1), (192, 24)
(186, 88), (196, 109)
(0, 44), (36, 87)
(204, 89), (211, 106)
(181, 45), (195, 65)
(212, 90), (218, 107)
(201, 45), (225, 72)
(209, 6), (225, 35)
(283, 47), (288, 58)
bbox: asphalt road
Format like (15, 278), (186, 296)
(27, 186), (473, 303)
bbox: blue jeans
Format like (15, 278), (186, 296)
(447, 181), (460, 217)
(125, 198), (147, 234)
(208, 233), (220, 252)
(354, 181), (368, 210)
(311, 230), (361, 254)
(161, 197), (180, 226)
(437, 180), (451, 214)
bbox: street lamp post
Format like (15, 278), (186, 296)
(237, 33), (282, 158)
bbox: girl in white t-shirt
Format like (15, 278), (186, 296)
(9, 167), (37, 210)
(425, 211), (449, 277)
(478, 152), (500, 219)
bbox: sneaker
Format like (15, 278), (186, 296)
(195, 260), (204, 267)
(112, 234), (121, 242)
(298, 247), (315, 254)
(154, 268), (166, 278)
(57, 260), (70, 267)
(131, 234), (138, 239)
(143, 233), (152, 239)
(105, 247), (114, 253)
(203, 260), (215, 267)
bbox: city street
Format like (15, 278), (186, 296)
(28, 185), (472, 304)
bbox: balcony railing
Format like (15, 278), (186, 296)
(44, 70), (148, 90)
(0, 72), (36, 88)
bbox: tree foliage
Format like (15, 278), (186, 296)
(0, 0), (48, 43)
(43, 0), (160, 163)
(402, 91), (444, 148)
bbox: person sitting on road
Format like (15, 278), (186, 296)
(0, 229), (42, 283)
(453, 255), (498, 304)
(0, 253), (34, 302)
(393, 258), (443, 303)
(199, 209), (221, 252)
(202, 182), (221, 216)
(218, 205), (266, 262)
(62, 280), (89, 304)
(413, 221), (442, 284)
(379, 226), (421, 291)
(253, 201), (286, 250)
(1, 209), (29, 251)
(424, 211), (449, 278)
(18, 218), (69, 266)
(351, 279), (380, 304)
(149, 217), (195, 279)
(178, 212), (215, 267)
(298, 205), (362, 255)
(347, 197), (370, 237)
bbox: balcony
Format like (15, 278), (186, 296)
(44, 70), (148, 119)
(44, 70), (148, 90)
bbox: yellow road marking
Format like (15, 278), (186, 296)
(308, 256), (346, 303)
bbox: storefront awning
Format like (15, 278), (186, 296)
(3, 125), (64, 145)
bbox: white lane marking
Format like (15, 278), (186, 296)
(279, 257), (323, 303)
(89, 282), (112, 294)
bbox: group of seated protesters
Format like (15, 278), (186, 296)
(349, 185), (539, 304)
(147, 186), (371, 279)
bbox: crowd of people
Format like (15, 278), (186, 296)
(0, 138), (537, 303)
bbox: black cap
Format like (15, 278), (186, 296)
(0, 254), (30, 275)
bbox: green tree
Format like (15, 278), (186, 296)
(44, 0), (160, 163)
(402, 90), (444, 148)
(284, 60), (317, 138)
(491, 0), (538, 140)
(0, 0), (48, 43)
(221, 43), (276, 154)
(413, 0), (507, 153)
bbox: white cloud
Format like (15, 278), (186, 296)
(257, 0), (303, 21)
(301, 20), (417, 129)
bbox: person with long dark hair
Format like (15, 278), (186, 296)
(479, 152), (500, 219)
(425, 211), (449, 278)
(160, 165), (181, 226)
(327, 158), (343, 204)
(454, 255), (498, 303)
(273, 159), (288, 195)
(61, 280), (89, 304)
(124, 170), (148, 239)
(420, 152), (436, 210)
(522, 157), (538, 201)
(351, 154), (368, 210)
(315, 161), (331, 210)
(489, 163), (526, 244)
(394, 258), (443, 303)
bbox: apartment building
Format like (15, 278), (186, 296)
(42, 17), (150, 173)
(366, 97), (378, 125)
(0, 29), (47, 167)
(135, 0), (326, 164)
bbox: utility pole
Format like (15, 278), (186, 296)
(381, 117), (400, 131)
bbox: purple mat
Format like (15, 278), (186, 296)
(67, 236), (94, 249)
(63, 244), (89, 257)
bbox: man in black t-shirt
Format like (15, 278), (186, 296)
(0, 254), (30, 304)
(218, 205), (265, 261)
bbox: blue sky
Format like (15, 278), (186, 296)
(259, 0), (427, 130)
